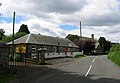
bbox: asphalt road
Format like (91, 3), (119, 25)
(11, 55), (120, 83)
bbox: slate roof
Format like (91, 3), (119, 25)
(7, 33), (78, 48)
(66, 34), (96, 42)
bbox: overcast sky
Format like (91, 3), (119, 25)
(0, 0), (120, 42)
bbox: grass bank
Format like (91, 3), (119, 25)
(108, 52), (120, 66)
(108, 44), (120, 67)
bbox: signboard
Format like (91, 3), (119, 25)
(16, 44), (26, 53)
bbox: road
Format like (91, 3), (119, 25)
(11, 55), (120, 83)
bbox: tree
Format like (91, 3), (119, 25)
(18, 24), (30, 34)
(98, 37), (108, 53)
(0, 28), (5, 40)
(83, 40), (95, 55)
(105, 41), (111, 52)
(1, 32), (27, 42)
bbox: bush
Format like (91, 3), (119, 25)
(110, 44), (120, 52)
(108, 44), (120, 66)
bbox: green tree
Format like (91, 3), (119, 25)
(0, 28), (5, 40)
(1, 32), (27, 42)
(18, 24), (30, 34)
(14, 32), (27, 39)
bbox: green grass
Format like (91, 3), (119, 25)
(75, 53), (86, 58)
(108, 52), (120, 66)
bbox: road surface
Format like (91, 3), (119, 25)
(11, 55), (120, 83)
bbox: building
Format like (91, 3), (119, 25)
(66, 34), (109, 54)
(7, 33), (79, 59)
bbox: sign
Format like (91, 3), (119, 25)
(16, 44), (26, 53)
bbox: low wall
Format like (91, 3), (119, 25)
(0, 43), (9, 73)
(45, 52), (83, 59)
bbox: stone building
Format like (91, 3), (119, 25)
(7, 33), (79, 59)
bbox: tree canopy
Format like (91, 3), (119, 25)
(18, 24), (30, 34)
(1, 32), (27, 42)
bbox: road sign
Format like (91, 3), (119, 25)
(16, 44), (26, 53)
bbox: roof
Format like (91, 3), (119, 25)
(7, 33), (78, 48)
(66, 34), (96, 42)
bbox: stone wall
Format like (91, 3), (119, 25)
(0, 43), (9, 73)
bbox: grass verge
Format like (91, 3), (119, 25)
(108, 52), (120, 67)
(75, 53), (86, 58)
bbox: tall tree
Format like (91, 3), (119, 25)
(18, 24), (30, 34)
(0, 28), (5, 40)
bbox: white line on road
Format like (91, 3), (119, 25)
(85, 65), (93, 77)
(92, 57), (96, 63)
(85, 57), (97, 77)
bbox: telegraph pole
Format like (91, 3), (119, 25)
(12, 11), (15, 66)
(0, 3), (2, 16)
(79, 21), (82, 52)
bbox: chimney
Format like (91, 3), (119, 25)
(91, 34), (94, 39)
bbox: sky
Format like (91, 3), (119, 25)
(0, 0), (120, 43)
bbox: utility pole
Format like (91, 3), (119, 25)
(12, 11), (15, 66)
(0, 3), (2, 16)
(79, 21), (82, 52)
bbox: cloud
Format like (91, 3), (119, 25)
(0, 0), (120, 42)
(20, 18), (67, 37)
(0, 22), (20, 35)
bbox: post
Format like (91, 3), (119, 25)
(12, 12), (15, 66)
(0, 3), (2, 17)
